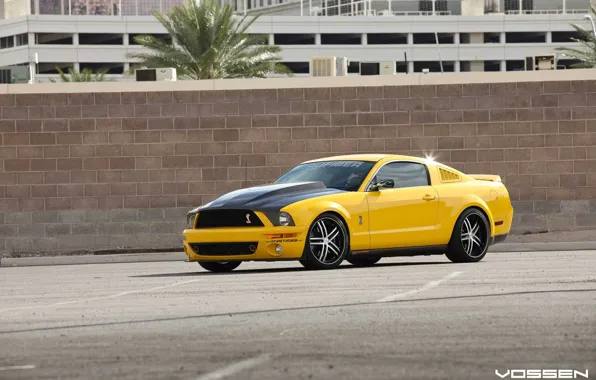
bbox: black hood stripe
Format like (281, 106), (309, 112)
(193, 182), (345, 212)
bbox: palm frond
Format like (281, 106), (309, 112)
(50, 66), (110, 82)
(127, 0), (290, 80)
(555, 4), (596, 68)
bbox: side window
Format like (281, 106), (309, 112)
(373, 162), (429, 189)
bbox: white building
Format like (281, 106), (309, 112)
(0, 0), (593, 82)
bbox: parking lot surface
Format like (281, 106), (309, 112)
(1, 251), (595, 380)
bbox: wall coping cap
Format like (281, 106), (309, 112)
(1, 69), (595, 94)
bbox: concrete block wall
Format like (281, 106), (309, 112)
(1, 78), (596, 255)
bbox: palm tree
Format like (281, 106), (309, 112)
(127, 0), (290, 79)
(555, 4), (596, 68)
(49, 66), (109, 82)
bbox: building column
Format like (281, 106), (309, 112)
(73, 33), (79, 45)
(454, 33), (460, 44)
(28, 32), (35, 45)
(546, 31), (552, 43)
(454, 60), (461, 72)
(408, 61), (414, 74)
(123, 33), (130, 74)
(407, 33), (413, 45)
(500, 60), (506, 71)
(500, 32), (506, 43)
(268, 33), (274, 45)
(315, 33), (321, 45)
(361, 33), (367, 45)
(33, 0), (39, 14)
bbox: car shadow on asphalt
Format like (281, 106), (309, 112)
(131, 261), (453, 278)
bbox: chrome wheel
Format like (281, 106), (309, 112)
(309, 217), (347, 265)
(460, 213), (488, 258)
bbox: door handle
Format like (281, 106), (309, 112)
(422, 194), (436, 201)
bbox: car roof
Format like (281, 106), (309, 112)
(303, 154), (426, 164)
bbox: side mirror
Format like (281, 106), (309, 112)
(370, 179), (394, 191)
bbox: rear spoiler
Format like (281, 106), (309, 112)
(469, 174), (502, 182)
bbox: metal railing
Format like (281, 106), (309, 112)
(1, 0), (187, 17)
(236, 0), (592, 17)
(0, 0), (591, 18)
(504, 8), (589, 14)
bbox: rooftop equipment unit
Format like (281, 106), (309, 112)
(310, 57), (337, 76)
(135, 67), (177, 81)
(379, 61), (396, 75)
(336, 57), (349, 76)
(525, 55), (556, 71)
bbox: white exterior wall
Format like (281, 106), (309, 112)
(0, 13), (590, 72)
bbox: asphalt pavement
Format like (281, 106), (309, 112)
(0, 251), (595, 380)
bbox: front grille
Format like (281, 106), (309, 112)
(189, 242), (258, 256)
(196, 209), (264, 228)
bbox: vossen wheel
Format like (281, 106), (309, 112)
(300, 213), (350, 270)
(346, 255), (381, 267)
(198, 261), (242, 273)
(446, 208), (490, 263)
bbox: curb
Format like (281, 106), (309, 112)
(491, 242), (596, 252)
(0, 252), (186, 267)
(2, 242), (596, 268)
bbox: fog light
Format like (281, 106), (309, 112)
(275, 244), (283, 254)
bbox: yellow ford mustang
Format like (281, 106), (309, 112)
(182, 154), (513, 272)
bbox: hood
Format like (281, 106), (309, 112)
(189, 182), (345, 213)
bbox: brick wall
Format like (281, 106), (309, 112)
(1, 80), (596, 255)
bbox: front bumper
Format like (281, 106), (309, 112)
(182, 225), (309, 262)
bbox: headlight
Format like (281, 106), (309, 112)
(264, 211), (295, 226)
(187, 212), (197, 228)
(279, 212), (291, 226)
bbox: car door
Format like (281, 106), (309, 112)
(365, 161), (440, 250)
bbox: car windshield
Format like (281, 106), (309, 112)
(274, 160), (376, 191)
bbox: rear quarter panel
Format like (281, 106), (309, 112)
(433, 180), (513, 243)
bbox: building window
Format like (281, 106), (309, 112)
(38, 63), (74, 74)
(273, 34), (315, 45)
(367, 33), (408, 45)
(0, 36), (14, 49)
(79, 33), (124, 45)
(418, 0), (448, 13)
(36, 33), (73, 45)
(320, 34), (361, 45)
(79, 63), (124, 74)
(129, 34), (172, 45)
(504, 0), (533, 12)
(414, 33), (455, 44)
(15, 33), (29, 46)
(282, 62), (309, 74)
(505, 32), (546, 43)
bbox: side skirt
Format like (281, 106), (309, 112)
(187, 258), (300, 263)
(349, 245), (448, 258)
(490, 233), (508, 245)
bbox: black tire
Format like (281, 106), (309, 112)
(300, 213), (350, 270)
(445, 208), (490, 263)
(346, 255), (381, 267)
(198, 261), (242, 273)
